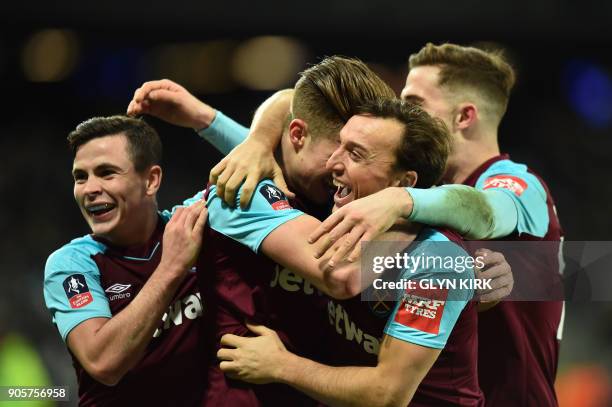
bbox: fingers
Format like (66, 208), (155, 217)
(220, 333), (247, 348)
(246, 322), (275, 336)
(224, 169), (248, 207)
(479, 285), (512, 303)
(217, 347), (236, 361)
(477, 273), (513, 302)
(308, 211), (342, 244)
(168, 206), (186, 226)
(209, 158), (228, 185)
(133, 79), (181, 103)
(214, 161), (236, 204)
(328, 226), (365, 268)
(183, 200), (204, 228)
(347, 231), (370, 263)
(272, 166), (295, 200)
(478, 261), (510, 280)
(477, 249), (505, 267)
(239, 174), (259, 209)
(193, 201), (209, 237)
(219, 360), (238, 373)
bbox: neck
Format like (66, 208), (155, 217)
(443, 129), (500, 184)
(276, 133), (299, 194)
(105, 205), (159, 247)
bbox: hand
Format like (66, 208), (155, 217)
(127, 79), (215, 130)
(209, 138), (294, 208)
(308, 187), (413, 267)
(475, 248), (514, 304)
(159, 200), (208, 275)
(217, 323), (287, 384)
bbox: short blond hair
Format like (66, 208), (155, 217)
(409, 43), (516, 123)
(293, 56), (396, 140)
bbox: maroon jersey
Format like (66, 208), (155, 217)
(463, 154), (563, 407)
(48, 218), (207, 406)
(325, 228), (484, 406)
(196, 194), (328, 406)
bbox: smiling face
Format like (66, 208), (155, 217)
(72, 134), (158, 245)
(327, 115), (407, 210)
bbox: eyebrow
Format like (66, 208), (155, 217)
(402, 94), (425, 105)
(345, 140), (369, 154)
(72, 163), (122, 177)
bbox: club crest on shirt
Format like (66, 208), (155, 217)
(367, 287), (394, 318)
(63, 274), (93, 309)
(259, 184), (291, 210)
(483, 175), (528, 196)
(394, 286), (448, 335)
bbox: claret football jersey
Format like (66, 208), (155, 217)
(44, 217), (206, 406)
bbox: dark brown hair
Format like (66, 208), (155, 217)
(293, 56), (396, 140)
(409, 43), (516, 121)
(68, 115), (162, 172)
(356, 98), (451, 188)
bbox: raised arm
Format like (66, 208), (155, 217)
(210, 88), (294, 207)
(127, 79), (249, 155)
(45, 202), (207, 386)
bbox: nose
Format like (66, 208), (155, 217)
(82, 176), (103, 197)
(326, 148), (344, 172)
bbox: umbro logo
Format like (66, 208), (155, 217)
(105, 283), (131, 294)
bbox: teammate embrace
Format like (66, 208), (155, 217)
(44, 43), (562, 407)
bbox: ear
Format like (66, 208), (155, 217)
(288, 118), (308, 151)
(144, 165), (162, 196)
(391, 170), (418, 188)
(454, 103), (478, 131)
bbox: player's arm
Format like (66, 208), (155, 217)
(46, 203), (207, 386)
(206, 180), (368, 299)
(220, 325), (438, 407)
(210, 88), (294, 207)
(127, 78), (249, 155)
(310, 185), (518, 264)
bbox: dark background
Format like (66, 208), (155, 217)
(1, 1), (611, 405)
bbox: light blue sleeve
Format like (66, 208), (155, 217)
(475, 160), (549, 237)
(206, 180), (305, 253)
(407, 185), (518, 239)
(197, 110), (249, 155)
(43, 239), (112, 341)
(159, 191), (205, 222)
(383, 233), (473, 349)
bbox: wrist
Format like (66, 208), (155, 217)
(248, 129), (278, 150)
(275, 351), (301, 384)
(156, 259), (189, 282)
(193, 104), (217, 131)
(394, 187), (414, 219)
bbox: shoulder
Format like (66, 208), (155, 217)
(45, 235), (106, 278)
(476, 159), (546, 197)
(416, 228), (467, 254)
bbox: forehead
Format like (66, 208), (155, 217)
(340, 115), (403, 151)
(402, 65), (444, 98)
(73, 134), (131, 170)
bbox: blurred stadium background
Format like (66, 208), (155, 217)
(1, 1), (611, 405)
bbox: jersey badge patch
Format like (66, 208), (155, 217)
(259, 184), (292, 210)
(394, 286), (449, 335)
(483, 175), (528, 196)
(63, 274), (93, 309)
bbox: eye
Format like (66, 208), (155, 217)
(348, 149), (362, 161)
(100, 169), (116, 179)
(73, 173), (86, 184)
